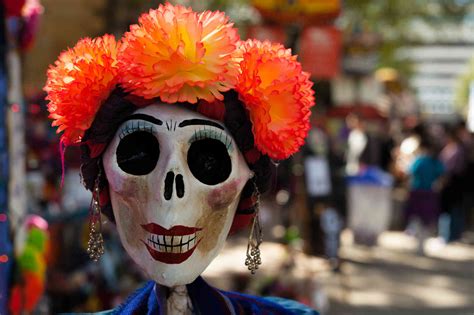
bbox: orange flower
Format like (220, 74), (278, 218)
(236, 39), (315, 160)
(118, 3), (240, 104)
(44, 35), (119, 145)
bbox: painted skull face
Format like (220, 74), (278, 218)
(103, 104), (253, 287)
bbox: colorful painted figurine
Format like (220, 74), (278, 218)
(45, 3), (316, 314)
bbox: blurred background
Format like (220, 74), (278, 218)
(0, 0), (473, 314)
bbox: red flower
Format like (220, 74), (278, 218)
(44, 35), (119, 145)
(118, 3), (240, 104)
(236, 39), (315, 160)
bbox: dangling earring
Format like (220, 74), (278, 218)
(245, 181), (263, 274)
(87, 167), (105, 262)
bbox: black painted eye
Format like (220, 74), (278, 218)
(187, 139), (231, 185)
(116, 131), (159, 175)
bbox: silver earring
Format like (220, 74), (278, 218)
(87, 169), (105, 262)
(245, 181), (263, 274)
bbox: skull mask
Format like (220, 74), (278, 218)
(103, 103), (253, 287)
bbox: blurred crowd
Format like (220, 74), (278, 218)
(295, 71), (474, 275)
(346, 111), (473, 246)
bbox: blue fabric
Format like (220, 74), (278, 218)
(265, 297), (319, 315)
(409, 155), (444, 190)
(346, 166), (393, 187)
(113, 280), (160, 315)
(105, 277), (319, 314)
(224, 291), (319, 315)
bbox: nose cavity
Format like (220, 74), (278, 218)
(164, 171), (185, 200)
(176, 174), (185, 198)
(164, 171), (175, 201)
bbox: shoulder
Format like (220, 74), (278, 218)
(222, 290), (319, 315)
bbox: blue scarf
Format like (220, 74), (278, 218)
(113, 277), (318, 315)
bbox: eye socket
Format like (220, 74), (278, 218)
(187, 138), (231, 185)
(116, 131), (159, 175)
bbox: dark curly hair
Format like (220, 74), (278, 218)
(80, 88), (273, 227)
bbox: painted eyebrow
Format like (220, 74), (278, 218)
(178, 119), (224, 130)
(122, 114), (163, 126)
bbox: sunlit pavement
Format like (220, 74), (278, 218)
(204, 230), (474, 315)
(320, 231), (474, 315)
(204, 236), (328, 291)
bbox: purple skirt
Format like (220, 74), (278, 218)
(405, 189), (440, 226)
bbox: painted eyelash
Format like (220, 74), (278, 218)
(119, 120), (156, 140)
(190, 126), (233, 151)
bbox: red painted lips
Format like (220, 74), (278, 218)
(141, 223), (202, 236)
(141, 223), (202, 264)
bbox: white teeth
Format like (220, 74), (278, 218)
(172, 236), (181, 246)
(147, 232), (198, 253)
(188, 237), (195, 250)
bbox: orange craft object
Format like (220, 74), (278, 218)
(235, 39), (315, 160)
(118, 3), (240, 104)
(9, 273), (44, 314)
(44, 35), (120, 145)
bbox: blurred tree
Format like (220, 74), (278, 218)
(172, 0), (258, 28)
(341, 0), (474, 76)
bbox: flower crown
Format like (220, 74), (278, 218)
(44, 3), (314, 160)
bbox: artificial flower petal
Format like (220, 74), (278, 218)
(235, 39), (315, 160)
(118, 3), (240, 104)
(44, 35), (119, 145)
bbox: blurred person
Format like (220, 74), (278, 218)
(455, 121), (474, 232)
(345, 113), (368, 175)
(320, 204), (342, 271)
(379, 120), (395, 173)
(456, 121), (474, 157)
(345, 113), (384, 175)
(439, 126), (467, 242)
(405, 136), (444, 254)
(392, 124), (425, 180)
(305, 125), (332, 256)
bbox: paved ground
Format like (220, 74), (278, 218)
(204, 231), (474, 315)
(318, 231), (474, 315)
